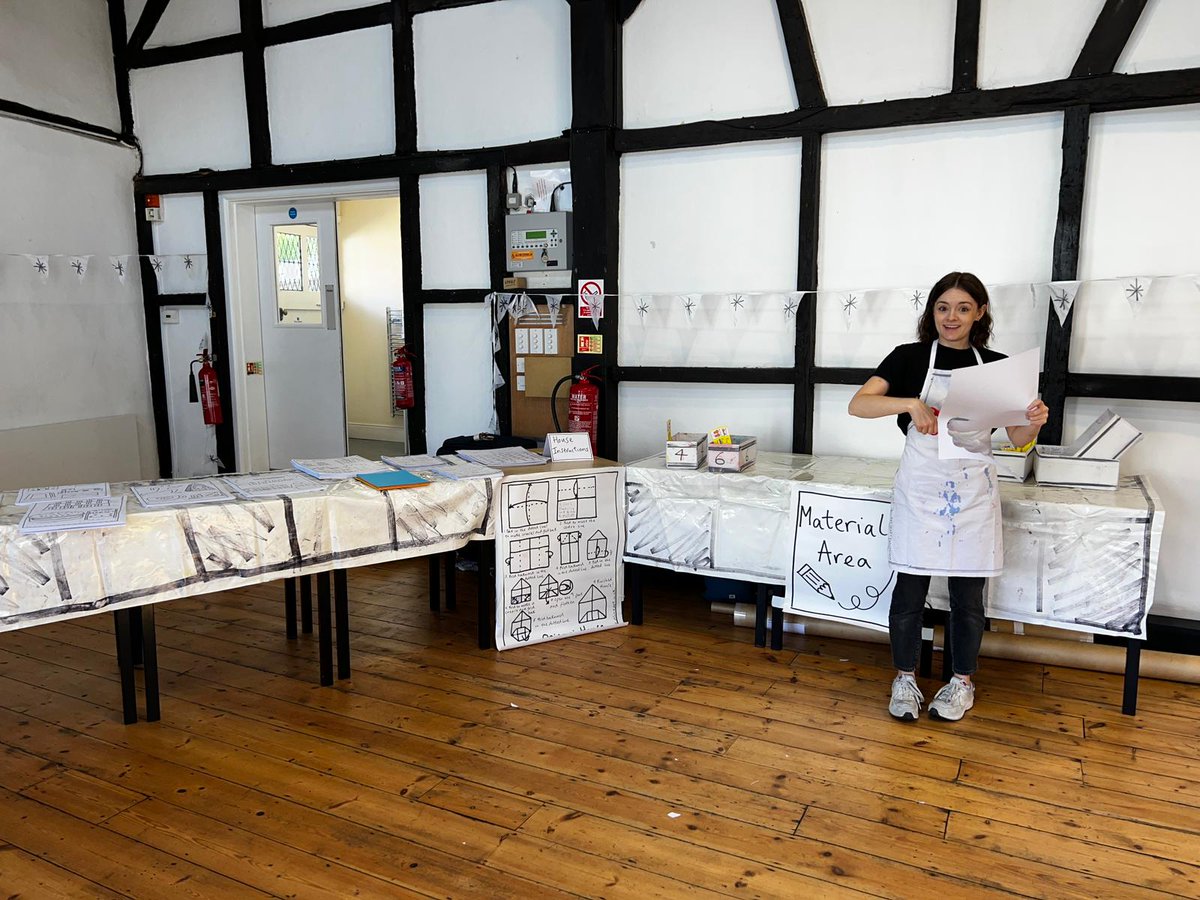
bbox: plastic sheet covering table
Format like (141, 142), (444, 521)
(0, 475), (497, 720)
(624, 452), (1164, 710)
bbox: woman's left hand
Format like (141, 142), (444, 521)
(1026, 399), (1049, 429)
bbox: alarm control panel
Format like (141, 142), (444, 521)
(506, 211), (572, 272)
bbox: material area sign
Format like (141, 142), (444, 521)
(577, 279), (604, 319)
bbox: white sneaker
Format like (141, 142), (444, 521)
(888, 673), (923, 721)
(928, 678), (975, 721)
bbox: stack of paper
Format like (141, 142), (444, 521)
(290, 456), (389, 479)
(223, 471), (327, 499)
(19, 496), (127, 535)
(382, 453), (449, 470)
(15, 483), (109, 506)
(455, 447), (548, 467)
(429, 461), (502, 480)
(131, 480), (234, 509)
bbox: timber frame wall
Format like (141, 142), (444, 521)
(23, 0), (1188, 471)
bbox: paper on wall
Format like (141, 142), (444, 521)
(937, 348), (1040, 461)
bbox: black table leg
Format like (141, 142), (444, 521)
(754, 584), (768, 648)
(140, 606), (161, 722)
(771, 602), (783, 651)
(477, 540), (493, 650)
(129, 607), (144, 666)
(317, 572), (333, 686)
(334, 568), (350, 681)
(300, 575), (313, 634)
(444, 552), (457, 612)
(1123, 638), (1142, 716)
(628, 563), (643, 626)
(112, 610), (138, 724)
(429, 555), (441, 612)
(284, 578), (298, 639)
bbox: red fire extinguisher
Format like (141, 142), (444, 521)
(392, 345), (415, 410)
(189, 349), (223, 426)
(552, 366), (600, 453)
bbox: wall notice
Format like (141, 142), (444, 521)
(784, 489), (896, 632)
(495, 467), (626, 649)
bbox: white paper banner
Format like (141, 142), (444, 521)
(546, 294), (563, 326)
(513, 292), (537, 321)
(635, 296), (651, 323)
(679, 293), (699, 322)
(69, 255), (91, 281)
(1046, 280), (1080, 326)
(728, 293), (746, 326)
(26, 254), (50, 281)
(109, 255), (130, 284)
(588, 294), (604, 329)
(841, 291), (859, 330)
(494, 468), (627, 650)
(148, 255), (166, 287)
(907, 288), (926, 311)
(1123, 276), (1152, 316)
(783, 293), (801, 320)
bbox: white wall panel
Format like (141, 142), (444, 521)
(818, 115), (1061, 368)
(0, 0), (121, 131)
(1065, 398), (1200, 621)
(622, 0), (796, 128)
(266, 27), (395, 164)
(131, 54), (251, 174)
(813, 384), (907, 459)
(413, 0), (570, 151)
(978, 0), (1105, 90)
(1117, 0), (1200, 74)
(1073, 105), (1200, 377)
(151, 194), (208, 295)
(618, 383), (793, 464)
(419, 171), (490, 289)
(264, 0), (379, 27)
(423, 304), (494, 454)
(804, 0), (955, 105)
(145, 0), (240, 47)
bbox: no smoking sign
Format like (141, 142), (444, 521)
(577, 279), (604, 320)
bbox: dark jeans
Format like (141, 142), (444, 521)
(889, 572), (986, 677)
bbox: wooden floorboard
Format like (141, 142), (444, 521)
(1, 559), (1199, 897)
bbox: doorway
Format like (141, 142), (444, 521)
(221, 180), (405, 473)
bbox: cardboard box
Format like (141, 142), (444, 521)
(993, 444), (1033, 482)
(1034, 448), (1120, 490)
(1066, 408), (1143, 459)
(665, 433), (707, 468)
(707, 435), (758, 472)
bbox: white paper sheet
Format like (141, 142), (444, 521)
(455, 447), (549, 467)
(15, 483), (109, 506)
(222, 471), (327, 498)
(130, 480), (234, 509)
(291, 456), (388, 479)
(383, 454), (449, 469)
(937, 348), (1040, 460)
(19, 496), (127, 534)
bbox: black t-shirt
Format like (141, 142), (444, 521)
(873, 341), (1007, 433)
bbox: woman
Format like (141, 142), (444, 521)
(848, 272), (1048, 722)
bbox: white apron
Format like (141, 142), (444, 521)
(888, 342), (1003, 577)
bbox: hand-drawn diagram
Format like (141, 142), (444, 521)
(538, 573), (572, 602)
(557, 476), (597, 521)
(587, 530), (609, 561)
(506, 534), (552, 574)
(510, 577), (531, 606)
(558, 530), (581, 564)
(507, 480), (549, 528)
(510, 608), (532, 643)
(579, 585), (607, 623)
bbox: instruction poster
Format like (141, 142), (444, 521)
(784, 488), (896, 633)
(495, 467), (626, 650)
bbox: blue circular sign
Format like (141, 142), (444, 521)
(288, 207), (297, 219)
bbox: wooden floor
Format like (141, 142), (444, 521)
(2, 561), (1200, 898)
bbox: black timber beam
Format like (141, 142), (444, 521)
(617, 67), (1200, 152)
(399, 175), (428, 454)
(794, 133), (821, 453)
(0, 98), (124, 143)
(1042, 105), (1090, 444)
(570, 0), (622, 460)
(1073, 0), (1149, 78)
(411, 0), (497, 12)
(775, 0), (826, 108)
(394, 0), (418, 154)
(203, 192), (236, 472)
(1069, 374), (1200, 404)
(130, 35), (243, 69)
(618, 0), (643, 25)
(239, 0), (272, 166)
(265, 4), (390, 45)
(134, 197), (173, 478)
(128, 0), (171, 54)
(106, 0), (134, 137)
(133, 136), (570, 194)
(486, 164), (513, 436)
(952, 0), (981, 93)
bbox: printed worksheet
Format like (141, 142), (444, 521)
(15, 483), (109, 506)
(19, 496), (127, 534)
(131, 479), (234, 509)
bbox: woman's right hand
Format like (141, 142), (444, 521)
(909, 399), (939, 435)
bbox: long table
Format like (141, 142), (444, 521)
(624, 451), (1165, 713)
(0, 475), (497, 721)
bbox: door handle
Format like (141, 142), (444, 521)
(324, 284), (336, 330)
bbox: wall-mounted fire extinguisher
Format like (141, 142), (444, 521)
(189, 349), (223, 426)
(392, 345), (415, 410)
(551, 365), (600, 453)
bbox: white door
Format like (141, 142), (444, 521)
(255, 202), (347, 469)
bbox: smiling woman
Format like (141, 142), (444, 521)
(847, 271), (1049, 724)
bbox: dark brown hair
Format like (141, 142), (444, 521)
(917, 271), (993, 348)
